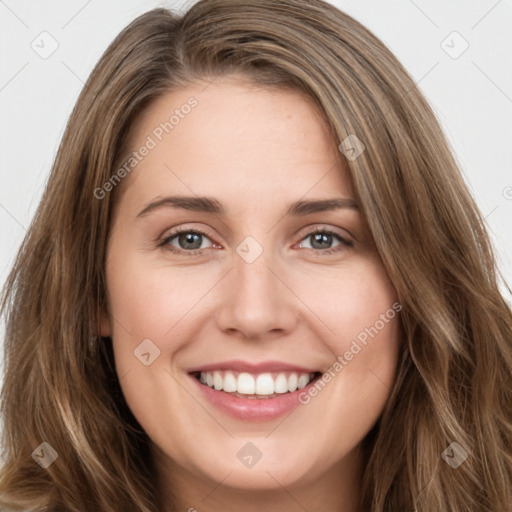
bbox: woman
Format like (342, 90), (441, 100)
(1, 1), (511, 510)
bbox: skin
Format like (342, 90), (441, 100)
(100, 75), (401, 512)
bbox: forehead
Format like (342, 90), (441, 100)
(117, 77), (352, 212)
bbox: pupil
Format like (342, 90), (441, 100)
(179, 232), (202, 250)
(311, 233), (331, 249)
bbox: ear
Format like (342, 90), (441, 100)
(95, 309), (112, 338)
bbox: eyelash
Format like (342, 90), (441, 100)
(157, 226), (354, 256)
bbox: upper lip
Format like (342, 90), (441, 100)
(187, 359), (320, 374)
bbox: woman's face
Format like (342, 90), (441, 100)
(102, 77), (401, 505)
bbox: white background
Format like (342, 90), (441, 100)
(1, 0), (511, 326)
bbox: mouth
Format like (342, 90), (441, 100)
(186, 360), (325, 420)
(189, 370), (323, 399)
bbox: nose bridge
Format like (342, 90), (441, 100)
(235, 241), (274, 295)
(214, 235), (297, 338)
(233, 235), (281, 312)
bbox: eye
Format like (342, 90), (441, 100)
(297, 228), (353, 254)
(158, 228), (217, 255)
(157, 226), (353, 257)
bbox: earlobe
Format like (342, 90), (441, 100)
(97, 310), (112, 338)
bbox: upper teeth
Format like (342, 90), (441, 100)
(199, 371), (315, 395)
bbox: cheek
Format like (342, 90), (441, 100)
(104, 247), (222, 404)
(286, 263), (401, 466)
(296, 258), (401, 403)
(105, 249), (210, 339)
(297, 258), (399, 347)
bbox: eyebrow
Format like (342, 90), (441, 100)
(136, 195), (358, 218)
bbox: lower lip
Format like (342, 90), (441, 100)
(188, 373), (320, 421)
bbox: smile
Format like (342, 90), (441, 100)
(192, 370), (320, 398)
(187, 360), (324, 421)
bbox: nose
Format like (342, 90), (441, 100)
(214, 244), (298, 340)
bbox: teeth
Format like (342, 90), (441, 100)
(213, 371), (223, 391)
(274, 373), (289, 393)
(223, 371), (237, 392)
(255, 373), (274, 394)
(287, 373), (298, 392)
(298, 374), (310, 389)
(238, 372), (255, 394)
(197, 370), (316, 396)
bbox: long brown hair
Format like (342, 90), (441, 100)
(1, 1), (511, 510)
